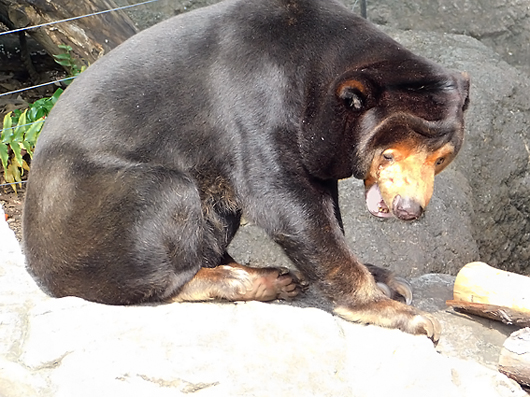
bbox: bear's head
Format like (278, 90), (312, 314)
(300, 38), (469, 221)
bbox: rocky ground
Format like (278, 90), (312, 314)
(1, 203), (527, 396)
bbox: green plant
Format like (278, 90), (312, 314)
(12, 87), (63, 123)
(1, 110), (43, 192)
(0, 45), (87, 191)
(0, 88), (63, 191)
(53, 44), (87, 79)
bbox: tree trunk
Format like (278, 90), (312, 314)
(0, 0), (138, 67)
(499, 328), (530, 388)
(446, 300), (530, 327)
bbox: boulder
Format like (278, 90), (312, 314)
(347, 0), (530, 76)
(113, 0), (220, 30)
(0, 204), (526, 396)
(116, 1), (530, 277)
(117, 0), (530, 75)
(231, 27), (530, 277)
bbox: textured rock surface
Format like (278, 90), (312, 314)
(350, 0), (530, 76)
(116, 0), (530, 277)
(118, 0), (530, 75)
(230, 27), (530, 277)
(114, 0), (220, 30)
(0, 205), (526, 397)
(229, 172), (480, 278)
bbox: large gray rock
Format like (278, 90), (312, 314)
(347, 0), (530, 76)
(231, 167), (480, 278)
(231, 27), (530, 277)
(410, 274), (521, 371)
(115, 1), (530, 276)
(0, 204), (526, 396)
(387, 29), (530, 274)
(117, 0), (530, 76)
(113, 0), (220, 30)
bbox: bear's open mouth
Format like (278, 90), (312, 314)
(365, 183), (393, 218)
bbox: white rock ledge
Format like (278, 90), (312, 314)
(0, 204), (525, 397)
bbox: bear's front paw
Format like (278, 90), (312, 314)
(333, 299), (441, 343)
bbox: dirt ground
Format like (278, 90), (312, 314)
(1, 185), (25, 242)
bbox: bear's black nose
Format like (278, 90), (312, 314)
(392, 195), (423, 221)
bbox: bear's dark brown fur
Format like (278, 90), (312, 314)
(23, 0), (469, 341)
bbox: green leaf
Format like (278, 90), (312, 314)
(10, 111), (26, 153)
(34, 108), (46, 120)
(43, 99), (55, 113)
(2, 112), (12, 136)
(50, 88), (64, 105)
(58, 44), (73, 52)
(25, 118), (44, 148)
(0, 143), (9, 172)
(11, 140), (23, 170)
(32, 97), (47, 106)
(53, 53), (71, 60)
(54, 59), (72, 68)
(28, 106), (39, 121)
(12, 110), (27, 142)
(29, 99), (47, 120)
(21, 139), (33, 156)
(56, 59), (72, 67)
(1, 113), (13, 144)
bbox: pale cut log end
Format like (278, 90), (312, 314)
(499, 328), (530, 387)
(453, 262), (530, 313)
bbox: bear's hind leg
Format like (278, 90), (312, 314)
(171, 254), (306, 302)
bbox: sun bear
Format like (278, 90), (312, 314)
(23, 0), (469, 341)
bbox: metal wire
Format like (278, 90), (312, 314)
(0, 180), (27, 188)
(0, 0), (162, 137)
(0, 119), (45, 135)
(0, 0), (161, 37)
(0, 77), (75, 98)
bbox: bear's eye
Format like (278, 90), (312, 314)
(341, 89), (364, 111)
(435, 157), (445, 166)
(382, 152), (394, 162)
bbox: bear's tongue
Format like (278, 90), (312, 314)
(365, 183), (393, 218)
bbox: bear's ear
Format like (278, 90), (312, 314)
(336, 79), (369, 112)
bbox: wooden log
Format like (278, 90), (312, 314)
(452, 261), (530, 313)
(0, 0), (138, 67)
(499, 328), (530, 387)
(446, 300), (530, 327)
